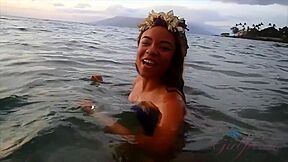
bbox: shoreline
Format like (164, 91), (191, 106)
(221, 35), (288, 44)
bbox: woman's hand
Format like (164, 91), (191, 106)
(79, 99), (96, 115)
(79, 99), (116, 126)
(90, 73), (103, 82)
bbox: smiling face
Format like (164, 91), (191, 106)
(136, 26), (176, 78)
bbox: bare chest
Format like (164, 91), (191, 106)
(128, 84), (163, 105)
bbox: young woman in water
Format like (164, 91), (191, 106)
(82, 10), (189, 155)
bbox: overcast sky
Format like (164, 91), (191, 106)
(0, 0), (287, 32)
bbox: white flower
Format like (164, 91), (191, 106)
(168, 25), (172, 31)
(167, 10), (174, 16)
(177, 26), (184, 32)
(138, 10), (187, 33)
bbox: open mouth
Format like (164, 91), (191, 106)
(142, 59), (156, 67)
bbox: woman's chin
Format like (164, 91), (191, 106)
(139, 70), (154, 78)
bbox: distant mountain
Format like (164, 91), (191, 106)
(91, 16), (217, 35)
(92, 16), (142, 28)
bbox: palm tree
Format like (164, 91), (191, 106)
(230, 26), (239, 35)
(240, 22), (247, 31)
(257, 23), (263, 30)
(247, 26), (250, 32)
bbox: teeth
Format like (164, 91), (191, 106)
(143, 59), (155, 64)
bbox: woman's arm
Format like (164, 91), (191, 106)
(135, 95), (186, 152)
(80, 95), (185, 152)
(80, 100), (133, 135)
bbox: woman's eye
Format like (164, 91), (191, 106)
(141, 41), (150, 46)
(160, 46), (171, 51)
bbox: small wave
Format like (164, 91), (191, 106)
(238, 87), (260, 91)
(279, 67), (288, 73)
(266, 89), (288, 96)
(88, 45), (100, 49)
(3, 42), (31, 46)
(209, 54), (226, 59)
(24, 78), (46, 89)
(0, 95), (31, 111)
(224, 60), (244, 64)
(57, 26), (70, 30)
(273, 43), (288, 48)
(196, 45), (212, 49)
(190, 61), (217, 66)
(184, 86), (218, 100)
(185, 63), (213, 71)
(104, 34), (114, 38)
(237, 103), (288, 123)
(94, 59), (122, 65)
(45, 59), (86, 66)
(213, 69), (263, 78)
(254, 53), (267, 58)
(280, 88), (288, 94)
(38, 29), (52, 32)
(0, 135), (34, 159)
(16, 27), (29, 31)
(194, 106), (257, 129)
(0, 123), (109, 161)
(244, 47), (255, 51)
(276, 78), (288, 82)
(212, 40), (220, 44)
(278, 59), (288, 63)
(240, 80), (270, 85)
(68, 40), (80, 44)
(125, 37), (137, 41)
(82, 41), (100, 46)
(0, 17), (10, 20)
(237, 50), (251, 55)
(225, 51), (236, 55)
(112, 83), (131, 87)
(276, 65), (288, 72)
(6, 61), (31, 66)
(10, 42), (31, 46)
(205, 85), (243, 92)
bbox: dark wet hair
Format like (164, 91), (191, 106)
(131, 102), (161, 136)
(137, 18), (187, 102)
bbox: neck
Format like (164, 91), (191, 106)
(140, 76), (163, 92)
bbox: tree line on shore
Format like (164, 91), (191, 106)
(227, 22), (288, 42)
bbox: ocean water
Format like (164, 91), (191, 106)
(0, 15), (287, 162)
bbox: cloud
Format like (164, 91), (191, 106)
(104, 5), (144, 17)
(56, 5), (144, 20)
(152, 6), (228, 23)
(74, 3), (91, 9)
(211, 0), (288, 5)
(53, 3), (65, 7)
(54, 3), (286, 31)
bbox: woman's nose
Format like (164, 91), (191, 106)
(145, 45), (159, 55)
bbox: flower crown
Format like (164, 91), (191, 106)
(138, 10), (189, 33)
(138, 10), (189, 57)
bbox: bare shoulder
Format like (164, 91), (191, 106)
(158, 90), (186, 128)
(163, 90), (185, 111)
(129, 76), (141, 102)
